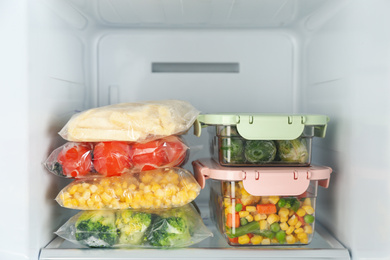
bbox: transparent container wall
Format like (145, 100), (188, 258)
(209, 125), (314, 167)
(209, 180), (318, 246)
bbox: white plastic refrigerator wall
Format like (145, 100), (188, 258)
(1, 0), (389, 259)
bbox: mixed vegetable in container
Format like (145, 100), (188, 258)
(214, 126), (311, 166)
(221, 181), (316, 245)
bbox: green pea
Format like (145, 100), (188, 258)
(278, 198), (286, 208)
(275, 230), (286, 243)
(304, 215), (315, 224)
(240, 217), (248, 226)
(235, 203), (243, 212)
(270, 223), (280, 232)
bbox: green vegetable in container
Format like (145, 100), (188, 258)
(75, 211), (118, 247)
(276, 138), (309, 163)
(226, 220), (260, 238)
(221, 138), (245, 163)
(116, 211), (152, 245)
(244, 140), (277, 163)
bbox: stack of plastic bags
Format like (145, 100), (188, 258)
(45, 100), (213, 248)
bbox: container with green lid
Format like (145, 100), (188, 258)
(194, 114), (329, 167)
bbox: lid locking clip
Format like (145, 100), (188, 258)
(293, 171), (298, 180)
(255, 171), (260, 180)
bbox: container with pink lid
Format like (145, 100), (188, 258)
(192, 158), (332, 246)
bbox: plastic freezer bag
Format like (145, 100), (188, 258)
(56, 168), (201, 210)
(59, 100), (200, 142)
(55, 203), (213, 248)
(44, 136), (188, 178)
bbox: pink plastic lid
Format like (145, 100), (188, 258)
(192, 158), (332, 196)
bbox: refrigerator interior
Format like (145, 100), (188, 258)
(1, 0), (389, 259)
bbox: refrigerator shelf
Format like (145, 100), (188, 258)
(39, 204), (350, 260)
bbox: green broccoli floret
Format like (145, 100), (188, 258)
(75, 211), (118, 247)
(221, 138), (245, 164)
(116, 211), (152, 245)
(244, 140), (276, 163)
(147, 215), (191, 247)
(276, 138), (309, 163)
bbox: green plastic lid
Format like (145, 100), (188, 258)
(194, 113), (329, 140)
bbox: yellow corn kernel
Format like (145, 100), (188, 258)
(286, 235), (296, 244)
(114, 187), (123, 197)
(288, 215), (298, 226)
(96, 185), (105, 195)
(260, 220), (269, 230)
(100, 179), (110, 186)
(304, 225), (313, 234)
(89, 185), (98, 193)
(300, 237), (309, 244)
(288, 209), (295, 217)
(82, 183), (90, 189)
(261, 197), (270, 204)
(188, 190), (198, 200)
(297, 232), (308, 241)
(267, 214), (280, 224)
(271, 238), (278, 244)
(87, 199), (94, 207)
(128, 184), (137, 191)
(63, 199), (72, 207)
(245, 215), (254, 222)
(246, 206), (257, 212)
(286, 226), (295, 235)
(82, 190), (91, 200)
(261, 238), (271, 245)
(268, 196), (280, 204)
(254, 214), (267, 221)
(280, 216), (288, 223)
(224, 198), (231, 206)
(295, 221), (303, 229)
(278, 208), (289, 218)
(59, 192), (70, 201)
(68, 185), (78, 195)
(294, 228), (304, 234)
(280, 222), (289, 231)
(92, 194), (101, 202)
(101, 192), (112, 204)
(296, 208), (306, 217)
(251, 235), (263, 245)
(71, 199), (79, 207)
(225, 205), (233, 215)
(238, 235), (250, 245)
(303, 198), (312, 206)
(77, 185), (85, 194)
(239, 211), (250, 218)
(302, 205), (315, 214)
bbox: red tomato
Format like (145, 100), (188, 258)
(93, 142), (132, 177)
(228, 237), (239, 244)
(57, 143), (93, 178)
(131, 136), (187, 171)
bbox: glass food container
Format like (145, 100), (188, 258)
(194, 114), (329, 167)
(192, 159), (332, 246)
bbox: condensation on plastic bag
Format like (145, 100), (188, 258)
(59, 100), (200, 142)
(56, 167), (201, 210)
(55, 203), (213, 248)
(44, 136), (189, 178)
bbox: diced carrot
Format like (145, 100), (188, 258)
(296, 214), (305, 226)
(256, 203), (277, 214)
(226, 213), (240, 228)
(247, 233), (254, 239)
(228, 237), (239, 243)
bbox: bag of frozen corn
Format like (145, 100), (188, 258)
(59, 100), (199, 143)
(44, 136), (188, 178)
(56, 168), (200, 210)
(55, 203), (213, 248)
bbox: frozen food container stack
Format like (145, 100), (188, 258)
(44, 100), (212, 248)
(192, 114), (332, 246)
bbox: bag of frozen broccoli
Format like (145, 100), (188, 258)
(55, 203), (213, 248)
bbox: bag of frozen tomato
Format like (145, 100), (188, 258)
(58, 100), (200, 143)
(55, 203), (213, 248)
(44, 136), (188, 178)
(56, 167), (201, 210)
